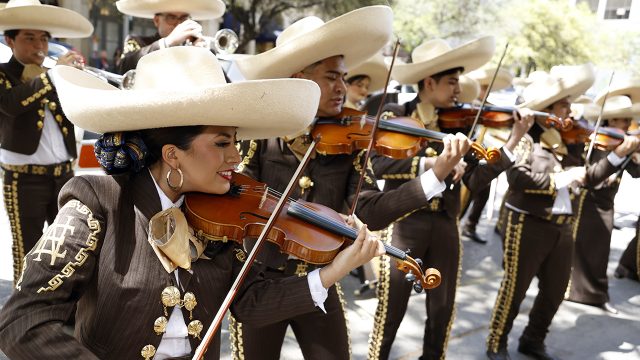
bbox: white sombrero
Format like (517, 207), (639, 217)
(512, 70), (547, 88)
(458, 75), (480, 103)
(235, 6), (393, 80)
(116, 0), (225, 20)
(584, 95), (640, 121)
(391, 36), (495, 85)
(347, 53), (389, 93)
(518, 64), (595, 111)
(467, 66), (514, 91)
(51, 47), (320, 140)
(0, 0), (93, 38)
(595, 78), (640, 105)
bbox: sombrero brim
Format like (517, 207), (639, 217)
(458, 75), (480, 103)
(585, 103), (640, 121)
(235, 6), (393, 80)
(51, 66), (320, 140)
(348, 57), (389, 93)
(0, 5), (93, 38)
(518, 69), (595, 111)
(391, 36), (495, 84)
(116, 0), (225, 20)
(467, 68), (513, 90)
(595, 85), (640, 105)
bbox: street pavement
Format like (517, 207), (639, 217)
(0, 174), (639, 359)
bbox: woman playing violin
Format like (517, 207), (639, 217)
(344, 53), (388, 111)
(0, 47), (385, 360)
(369, 36), (534, 360)
(567, 90), (640, 313)
(232, 7), (472, 360)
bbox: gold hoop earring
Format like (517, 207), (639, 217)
(166, 168), (183, 191)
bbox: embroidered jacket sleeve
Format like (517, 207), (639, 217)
(237, 139), (261, 180)
(0, 70), (54, 118)
(462, 147), (514, 193)
(583, 151), (620, 186)
(0, 177), (105, 359)
(117, 35), (162, 75)
(506, 135), (557, 194)
(230, 245), (319, 328)
(352, 150), (430, 230)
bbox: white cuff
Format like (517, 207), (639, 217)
(159, 38), (168, 49)
(420, 169), (446, 200)
(607, 151), (626, 167)
(307, 269), (328, 313)
(554, 171), (572, 190)
(502, 146), (516, 162)
(418, 156), (428, 176)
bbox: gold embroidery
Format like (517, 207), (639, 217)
(237, 140), (257, 173)
(123, 38), (142, 55)
(20, 73), (52, 106)
(234, 248), (247, 262)
(229, 314), (245, 360)
(353, 150), (375, 185)
(440, 221), (462, 358)
(524, 172), (556, 195)
(334, 281), (353, 359)
(368, 225), (393, 359)
(37, 201), (101, 293)
(487, 210), (525, 352)
(32, 216), (72, 265)
(4, 175), (25, 286)
(294, 262), (308, 277)
(380, 156), (420, 180)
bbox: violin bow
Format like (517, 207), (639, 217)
(192, 138), (319, 360)
(585, 71), (615, 166)
(467, 42), (509, 139)
(348, 38), (401, 215)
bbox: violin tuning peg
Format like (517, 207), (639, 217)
(413, 283), (423, 293)
(405, 248), (411, 255)
(415, 258), (423, 267)
(404, 273), (416, 282)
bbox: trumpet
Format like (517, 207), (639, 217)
(40, 51), (127, 88)
(186, 28), (239, 55)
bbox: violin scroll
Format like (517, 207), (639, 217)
(395, 255), (442, 292)
(544, 116), (573, 131)
(469, 143), (501, 164)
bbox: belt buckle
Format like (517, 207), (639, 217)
(294, 262), (308, 277)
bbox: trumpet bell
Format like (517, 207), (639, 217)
(212, 28), (239, 55)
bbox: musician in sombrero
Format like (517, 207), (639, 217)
(485, 64), (639, 360)
(0, 45), (387, 360)
(0, 0), (92, 285)
(115, 0), (225, 74)
(230, 6), (472, 359)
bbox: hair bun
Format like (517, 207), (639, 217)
(94, 132), (149, 173)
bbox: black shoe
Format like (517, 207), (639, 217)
(517, 341), (558, 360)
(486, 348), (511, 360)
(462, 226), (487, 244)
(599, 302), (619, 314)
(614, 265), (639, 281)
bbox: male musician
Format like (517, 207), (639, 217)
(567, 84), (640, 313)
(461, 66), (514, 244)
(115, 0), (225, 74)
(486, 64), (640, 360)
(367, 37), (534, 360)
(616, 220), (640, 281)
(230, 7), (471, 360)
(0, 0), (92, 285)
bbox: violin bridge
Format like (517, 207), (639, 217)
(359, 115), (366, 130)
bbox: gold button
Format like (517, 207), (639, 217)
(55, 114), (63, 123)
(48, 101), (57, 111)
(153, 316), (168, 335)
(298, 176), (314, 190)
(37, 109), (44, 117)
(36, 120), (43, 129)
(62, 127), (68, 136)
(187, 320), (203, 340)
(161, 286), (181, 308)
(140, 344), (156, 360)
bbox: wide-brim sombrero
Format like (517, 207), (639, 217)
(518, 64), (595, 111)
(116, 0), (225, 20)
(0, 0), (93, 38)
(51, 47), (320, 140)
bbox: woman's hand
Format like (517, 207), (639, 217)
(318, 219), (384, 289)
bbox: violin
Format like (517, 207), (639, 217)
(560, 118), (593, 145)
(184, 172), (441, 292)
(438, 103), (573, 131)
(311, 107), (501, 163)
(560, 118), (636, 151)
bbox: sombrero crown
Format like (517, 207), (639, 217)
(0, 0), (93, 38)
(392, 36), (495, 85)
(116, 0), (225, 20)
(467, 66), (514, 91)
(346, 53), (389, 93)
(518, 64), (595, 111)
(51, 47), (320, 140)
(236, 6), (393, 80)
(584, 95), (640, 121)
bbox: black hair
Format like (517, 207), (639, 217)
(139, 126), (206, 168)
(346, 74), (370, 85)
(417, 67), (465, 92)
(3, 29), (52, 40)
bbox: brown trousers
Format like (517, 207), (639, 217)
(465, 186), (491, 228)
(568, 193), (614, 305)
(2, 167), (73, 284)
(229, 269), (350, 360)
(368, 211), (460, 360)
(487, 210), (573, 352)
